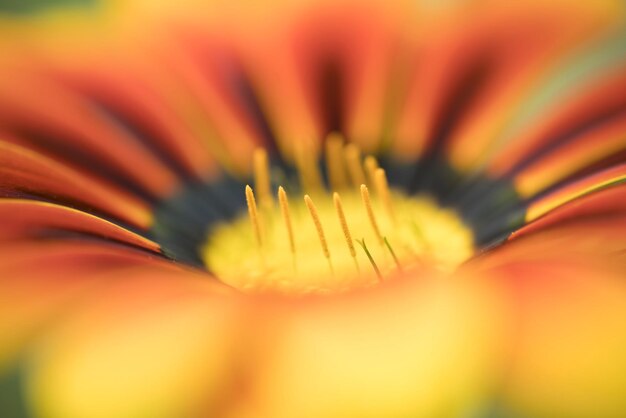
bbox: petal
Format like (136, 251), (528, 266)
(488, 57), (626, 181)
(0, 141), (152, 229)
(0, 70), (179, 198)
(58, 61), (217, 180)
(508, 261), (626, 418)
(20, 268), (245, 418)
(0, 240), (176, 372)
(511, 182), (626, 244)
(525, 163), (626, 222)
(445, 4), (623, 173)
(0, 199), (160, 252)
(513, 112), (626, 197)
(468, 192), (626, 417)
(473, 257), (626, 418)
(237, 272), (505, 418)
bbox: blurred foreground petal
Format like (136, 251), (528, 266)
(237, 272), (506, 418)
(469, 185), (626, 417)
(22, 268), (245, 418)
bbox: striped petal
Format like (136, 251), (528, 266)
(0, 199), (160, 251)
(0, 69), (179, 199)
(0, 141), (152, 229)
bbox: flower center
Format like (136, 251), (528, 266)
(202, 136), (474, 295)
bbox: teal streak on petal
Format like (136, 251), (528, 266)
(485, 29), (626, 161)
(0, 0), (97, 15)
(0, 365), (32, 418)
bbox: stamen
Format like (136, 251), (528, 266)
(356, 238), (382, 281)
(374, 168), (396, 224)
(278, 186), (296, 271)
(333, 192), (359, 273)
(245, 185), (265, 268)
(364, 155), (379, 186)
(253, 148), (272, 208)
(295, 141), (323, 193)
(304, 194), (334, 275)
(345, 143), (367, 187)
(360, 184), (384, 245)
(325, 133), (348, 190)
(384, 237), (403, 272)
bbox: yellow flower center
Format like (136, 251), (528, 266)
(203, 136), (474, 295)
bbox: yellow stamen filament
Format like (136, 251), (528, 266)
(325, 133), (348, 190)
(360, 184), (384, 245)
(333, 192), (359, 273)
(295, 141), (323, 193)
(364, 155), (379, 186)
(375, 168), (396, 224)
(278, 186), (296, 270)
(245, 185), (265, 269)
(253, 148), (272, 208)
(344, 143), (367, 187)
(304, 194), (334, 275)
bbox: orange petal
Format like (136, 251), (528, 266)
(525, 164), (626, 222)
(470, 248), (626, 417)
(57, 61), (217, 180)
(489, 69), (626, 177)
(514, 114), (626, 197)
(20, 267), (245, 418)
(0, 141), (152, 229)
(0, 199), (160, 253)
(0, 71), (179, 198)
(0, 240), (179, 372)
(512, 182), (626, 242)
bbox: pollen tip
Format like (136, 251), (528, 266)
(333, 191), (358, 261)
(360, 183), (383, 245)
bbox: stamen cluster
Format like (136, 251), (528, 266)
(203, 135), (474, 294)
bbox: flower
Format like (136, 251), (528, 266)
(1, 0), (626, 417)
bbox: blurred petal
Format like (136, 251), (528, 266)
(501, 261), (626, 418)
(468, 184), (626, 417)
(512, 182), (626, 245)
(20, 268), (245, 418)
(56, 61), (218, 180)
(238, 273), (506, 418)
(0, 199), (160, 251)
(0, 240), (176, 372)
(0, 141), (152, 229)
(526, 163), (626, 222)
(489, 53), (626, 181)
(0, 70), (179, 198)
(514, 111), (626, 197)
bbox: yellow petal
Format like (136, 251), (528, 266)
(237, 272), (505, 418)
(25, 271), (245, 418)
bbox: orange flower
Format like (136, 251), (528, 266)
(1, 1), (625, 417)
